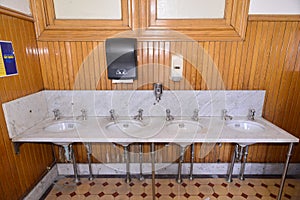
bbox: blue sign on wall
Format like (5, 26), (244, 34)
(0, 41), (18, 77)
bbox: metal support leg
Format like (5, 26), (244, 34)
(151, 143), (155, 200)
(189, 143), (195, 180)
(85, 143), (94, 181)
(70, 144), (80, 183)
(177, 146), (185, 184)
(239, 145), (249, 181)
(277, 143), (294, 200)
(124, 145), (131, 183)
(227, 144), (239, 182)
(139, 144), (144, 181)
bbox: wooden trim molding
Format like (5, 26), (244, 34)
(31, 0), (250, 41)
(140, 0), (250, 41)
(0, 6), (33, 22)
(30, 0), (137, 41)
(249, 15), (300, 22)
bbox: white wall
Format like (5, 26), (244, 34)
(249, 0), (300, 14)
(0, 0), (31, 15)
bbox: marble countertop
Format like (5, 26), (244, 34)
(11, 116), (299, 146)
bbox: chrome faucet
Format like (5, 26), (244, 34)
(166, 109), (174, 121)
(248, 109), (255, 120)
(53, 109), (61, 120)
(134, 108), (143, 121)
(81, 109), (87, 120)
(192, 109), (199, 121)
(153, 83), (163, 103)
(109, 109), (117, 121)
(223, 109), (232, 121)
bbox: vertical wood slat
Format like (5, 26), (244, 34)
(0, 13), (53, 199)
(36, 20), (300, 164)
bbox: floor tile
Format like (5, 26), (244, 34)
(43, 177), (300, 200)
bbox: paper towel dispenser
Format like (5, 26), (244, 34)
(105, 38), (137, 80)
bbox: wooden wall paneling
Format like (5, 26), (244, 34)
(189, 42), (197, 89)
(263, 22), (286, 120)
(284, 41), (300, 135)
(269, 22), (291, 122)
(0, 111), (19, 199)
(251, 22), (264, 89)
(148, 41), (154, 88)
(38, 42), (49, 89)
(195, 42), (202, 90)
(236, 26), (249, 89)
(0, 10), (54, 199)
(163, 42), (170, 90)
(227, 41), (236, 89)
(59, 42), (70, 90)
(65, 42), (75, 90)
(222, 42), (231, 89)
(274, 22), (300, 127)
(243, 21), (257, 89)
(211, 42), (220, 90)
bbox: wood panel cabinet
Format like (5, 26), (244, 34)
(30, 0), (249, 41)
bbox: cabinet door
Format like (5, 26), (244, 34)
(140, 0), (250, 41)
(31, 0), (137, 41)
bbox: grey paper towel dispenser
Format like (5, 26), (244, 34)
(105, 38), (137, 80)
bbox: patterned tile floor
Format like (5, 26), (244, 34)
(44, 177), (300, 200)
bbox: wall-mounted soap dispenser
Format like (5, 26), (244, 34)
(105, 38), (137, 80)
(170, 54), (183, 82)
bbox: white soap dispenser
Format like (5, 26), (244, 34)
(170, 54), (183, 82)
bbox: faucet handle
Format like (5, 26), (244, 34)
(192, 109), (199, 121)
(249, 109), (255, 114)
(81, 109), (87, 120)
(248, 109), (255, 120)
(166, 109), (174, 121)
(53, 108), (59, 113)
(109, 109), (116, 121)
(194, 109), (199, 114)
(222, 109), (232, 120)
(52, 109), (60, 120)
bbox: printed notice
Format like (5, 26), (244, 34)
(0, 41), (18, 78)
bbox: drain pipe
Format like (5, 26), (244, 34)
(85, 143), (94, 181)
(176, 145), (185, 184)
(124, 145), (131, 183)
(139, 144), (144, 181)
(239, 145), (249, 180)
(227, 144), (239, 182)
(189, 143), (195, 180)
(70, 144), (80, 183)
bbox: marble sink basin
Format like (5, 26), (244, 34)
(44, 120), (82, 133)
(166, 120), (203, 134)
(105, 120), (143, 133)
(105, 120), (145, 146)
(226, 120), (265, 132)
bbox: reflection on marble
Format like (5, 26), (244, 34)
(2, 92), (48, 138)
(44, 90), (265, 117)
